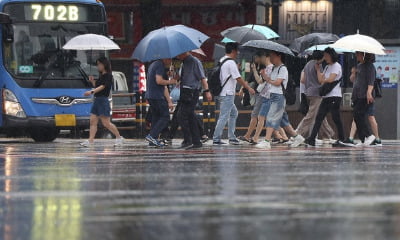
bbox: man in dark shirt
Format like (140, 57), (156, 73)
(145, 59), (176, 147)
(349, 52), (376, 146)
(176, 52), (212, 149)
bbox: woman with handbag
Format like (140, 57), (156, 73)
(305, 48), (346, 147)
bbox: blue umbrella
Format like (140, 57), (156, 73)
(132, 25), (209, 62)
(222, 24), (280, 43)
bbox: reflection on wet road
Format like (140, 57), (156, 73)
(1, 139), (400, 240)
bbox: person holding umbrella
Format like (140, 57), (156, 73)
(80, 57), (124, 147)
(346, 52), (377, 146)
(144, 59), (176, 147)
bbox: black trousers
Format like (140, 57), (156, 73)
(309, 97), (345, 141)
(353, 98), (371, 141)
(178, 89), (201, 145)
(169, 102), (204, 140)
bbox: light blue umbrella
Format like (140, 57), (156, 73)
(132, 25), (209, 62)
(304, 44), (355, 55)
(222, 24), (279, 43)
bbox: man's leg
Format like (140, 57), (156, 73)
(188, 91), (201, 145)
(149, 100), (170, 138)
(227, 96), (239, 141)
(353, 99), (370, 141)
(368, 116), (380, 139)
(213, 96), (233, 142)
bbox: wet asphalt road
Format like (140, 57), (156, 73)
(1, 138), (400, 240)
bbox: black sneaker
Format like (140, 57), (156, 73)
(304, 139), (315, 147)
(332, 140), (344, 147)
(370, 139), (383, 147)
(201, 136), (209, 143)
(341, 138), (355, 147)
(180, 142), (192, 149)
(186, 143), (203, 150)
(272, 138), (280, 143)
(229, 139), (241, 145)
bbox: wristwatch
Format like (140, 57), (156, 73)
(91, 90), (95, 94)
(203, 89), (210, 93)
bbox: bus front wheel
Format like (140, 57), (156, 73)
(30, 127), (60, 142)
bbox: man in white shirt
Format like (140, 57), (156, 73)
(213, 42), (255, 145)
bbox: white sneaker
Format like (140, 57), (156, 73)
(114, 137), (124, 146)
(255, 140), (271, 149)
(364, 135), (376, 146)
(80, 140), (92, 147)
(291, 135), (305, 148)
(315, 139), (324, 146)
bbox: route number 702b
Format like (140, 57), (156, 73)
(31, 4), (79, 21)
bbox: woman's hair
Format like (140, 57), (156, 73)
(272, 50), (285, 63)
(323, 47), (339, 63)
(96, 57), (112, 73)
(363, 53), (376, 63)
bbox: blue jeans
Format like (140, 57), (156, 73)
(266, 93), (286, 130)
(148, 99), (170, 139)
(213, 95), (238, 142)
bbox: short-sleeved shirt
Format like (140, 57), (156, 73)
(269, 64), (288, 95)
(323, 62), (342, 98)
(181, 55), (205, 90)
(304, 60), (322, 97)
(95, 72), (113, 97)
(219, 56), (241, 96)
(145, 60), (166, 100)
(352, 62), (376, 100)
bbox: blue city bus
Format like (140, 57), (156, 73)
(0, 0), (107, 141)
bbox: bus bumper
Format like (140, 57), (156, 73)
(2, 115), (90, 128)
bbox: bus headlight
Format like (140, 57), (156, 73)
(3, 89), (26, 118)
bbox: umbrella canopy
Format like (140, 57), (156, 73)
(330, 34), (386, 55)
(222, 24), (279, 43)
(221, 26), (267, 44)
(304, 44), (355, 54)
(289, 33), (339, 54)
(242, 40), (295, 56)
(63, 34), (120, 50)
(132, 25), (209, 62)
(191, 48), (206, 56)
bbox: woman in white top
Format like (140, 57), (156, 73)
(255, 51), (305, 149)
(305, 47), (345, 146)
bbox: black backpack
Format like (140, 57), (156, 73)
(208, 58), (233, 96)
(274, 65), (296, 105)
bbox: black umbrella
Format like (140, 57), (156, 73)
(289, 33), (339, 54)
(221, 26), (267, 44)
(242, 40), (295, 56)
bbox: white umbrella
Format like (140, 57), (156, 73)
(63, 34), (120, 50)
(330, 34), (385, 55)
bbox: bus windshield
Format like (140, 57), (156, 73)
(4, 22), (107, 88)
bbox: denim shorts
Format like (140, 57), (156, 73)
(91, 97), (111, 117)
(258, 97), (271, 117)
(266, 93), (286, 130)
(366, 103), (375, 116)
(251, 94), (263, 117)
